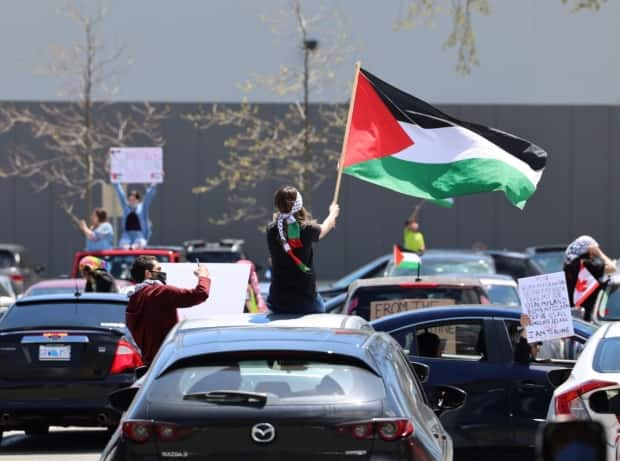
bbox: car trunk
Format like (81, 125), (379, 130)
(150, 401), (382, 460)
(0, 328), (121, 381)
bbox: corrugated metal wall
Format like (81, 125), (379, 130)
(0, 102), (618, 280)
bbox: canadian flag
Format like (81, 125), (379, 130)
(574, 262), (600, 307)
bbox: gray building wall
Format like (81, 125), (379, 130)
(0, 102), (618, 280)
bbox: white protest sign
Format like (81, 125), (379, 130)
(109, 147), (164, 184)
(518, 272), (574, 344)
(160, 263), (250, 319)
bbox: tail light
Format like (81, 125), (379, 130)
(555, 380), (617, 417)
(10, 274), (24, 283)
(338, 419), (414, 441)
(122, 420), (190, 444)
(110, 339), (143, 374)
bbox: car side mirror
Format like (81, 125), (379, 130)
(432, 385), (466, 414)
(547, 368), (572, 388)
(135, 366), (149, 380)
(109, 386), (139, 413)
(410, 361), (429, 383)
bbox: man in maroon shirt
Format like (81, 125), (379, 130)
(126, 255), (211, 365)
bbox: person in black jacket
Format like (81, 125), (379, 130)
(79, 256), (118, 293)
(563, 235), (615, 321)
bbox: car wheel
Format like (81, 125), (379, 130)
(25, 424), (49, 436)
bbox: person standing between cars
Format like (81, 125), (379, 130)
(563, 235), (615, 321)
(79, 256), (118, 293)
(125, 255), (210, 365)
(266, 186), (339, 314)
(114, 183), (157, 249)
(79, 208), (114, 251)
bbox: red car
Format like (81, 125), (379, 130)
(71, 248), (184, 281)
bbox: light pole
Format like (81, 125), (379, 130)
(302, 38), (318, 210)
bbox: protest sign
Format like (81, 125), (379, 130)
(160, 263), (250, 319)
(109, 147), (163, 184)
(370, 298), (455, 320)
(518, 272), (574, 344)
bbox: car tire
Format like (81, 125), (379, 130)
(24, 424), (49, 436)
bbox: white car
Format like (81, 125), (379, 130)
(548, 322), (620, 460)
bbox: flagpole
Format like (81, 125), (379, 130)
(332, 61), (361, 205)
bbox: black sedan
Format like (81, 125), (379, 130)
(371, 305), (596, 460)
(0, 293), (142, 440)
(102, 326), (465, 460)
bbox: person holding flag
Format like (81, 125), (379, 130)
(563, 235), (615, 321)
(266, 186), (339, 314)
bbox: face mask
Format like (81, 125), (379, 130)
(152, 271), (167, 285)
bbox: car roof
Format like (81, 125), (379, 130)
(421, 249), (493, 260)
(525, 245), (566, 253)
(349, 275), (484, 292)
(604, 322), (620, 338)
(0, 244), (25, 252)
(178, 313), (372, 332)
(28, 278), (86, 288)
(15, 293), (128, 305)
(485, 249), (532, 259)
(431, 273), (515, 283)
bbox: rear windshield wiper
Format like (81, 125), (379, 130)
(183, 391), (267, 407)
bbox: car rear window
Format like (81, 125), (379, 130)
(596, 284), (620, 322)
(101, 255), (171, 280)
(348, 285), (483, 320)
(485, 284), (520, 307)
(593, 338), (620, 373)
(0, 250), (16, 269)
(149, 353), (385, 406)
(0, 302), (127, 331)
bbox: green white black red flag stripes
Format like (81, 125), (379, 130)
(341, 68), (548, 209)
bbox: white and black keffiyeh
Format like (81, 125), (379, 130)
(564, 235), (597, 264)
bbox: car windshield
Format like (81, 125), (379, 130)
(593, 338), (620, 372)
(386, 258), (495, 277)
(485, 284), (520, 306)
(0, 250), (16, 269)
(101, 254), (171, 280)
(348, 285), (483, 321)
(0, 301), (127, 331)
(187, 251), (242, 263)
(149, 354), (385, 406)
(596, 284), (620, 321)
(531, 251), (565, 273)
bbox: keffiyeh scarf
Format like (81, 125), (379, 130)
(277, 191), (310, 273)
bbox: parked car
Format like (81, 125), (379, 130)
(525, 245), (566, 274)
(0, 293), (143, 441)
(385, 250), (496, 278)
(590, 273), (620, 326)
(25, 278), (133, 297)
(371, 305), (595, 460)
(485, 250), (543, 280)
(183, 239), (247, 263)
(340, 276), (489, 321)
(71, 248), (184, 281)
(0, 275), (16, 317)
(318, 254), (392, 299)
(102, 323), (464, 461)
(0, 244), (45, 294)
(547, 322), (620, 461)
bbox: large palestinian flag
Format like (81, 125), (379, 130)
(341, 68), (548, 208)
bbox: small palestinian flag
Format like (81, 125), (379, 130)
(342, 68), (548, 208)
(394, 245), (421, 270)
(574, 262), (600, 307)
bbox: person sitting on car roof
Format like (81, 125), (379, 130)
(79, 256), (118, 293)
(114, 183), (157, 249)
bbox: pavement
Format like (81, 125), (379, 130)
(1, 427), (107, 461)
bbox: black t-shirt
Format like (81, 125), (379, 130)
(125, 211), (141, 231)
(85, 270), (118, 293)
(267, 222), (321, 311)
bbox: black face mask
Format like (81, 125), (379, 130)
(151, 271), (167, 285)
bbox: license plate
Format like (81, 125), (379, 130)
(39, 345), (71, 361)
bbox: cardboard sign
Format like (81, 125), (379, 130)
(160, 263), (250, 319)
(370, 298), (455, 320)
(110, 147), (164, 184)
(518, 272), (574, 344)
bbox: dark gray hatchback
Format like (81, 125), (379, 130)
(102, 327), (465, 460)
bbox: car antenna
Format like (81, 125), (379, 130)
(74, 279), (82, 298)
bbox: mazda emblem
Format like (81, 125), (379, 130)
(251, 423), (276, 443)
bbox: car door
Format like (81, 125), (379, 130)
(501, 318), (580, 448)
(390, 317), (514, 449)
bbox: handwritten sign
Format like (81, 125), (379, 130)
(518, 272), (574, 344)
(370, 298), (455, 320)
(109, 147), (163, 184)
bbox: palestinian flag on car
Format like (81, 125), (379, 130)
(393, 245), (421, 270)
(341, 68), (548, 208)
